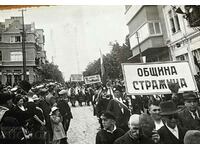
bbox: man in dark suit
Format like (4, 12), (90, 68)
(178, 92), (200, 131)
(57, 90), (73, 136)
(106, 86), (131, 132)
(158, 101), (187, 144)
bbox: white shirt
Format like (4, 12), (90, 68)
(105, 125), (117, 134)
(18, 105), (26, 111)
(154, 120), (164, 130)
(166, 124), (179, 139)
(189, 110), (200, 119)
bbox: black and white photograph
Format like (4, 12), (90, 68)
(1, 0), (200, 144)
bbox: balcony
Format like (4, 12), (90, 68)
(2, 60), (36, 66)
(129, 21), (164, 56)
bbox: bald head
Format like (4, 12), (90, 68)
(184, 130), (200, 144)
(128, 114), (140, 129)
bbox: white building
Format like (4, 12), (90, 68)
(162, 5), (200, 75)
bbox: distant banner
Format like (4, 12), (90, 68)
(84, 75), (101, 84)
(70, 74), (83, 82)
(122, 61), (198, 95)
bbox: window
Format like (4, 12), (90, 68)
(0, 51), (2, 61)
(176, 53), (189, 61)
(10, 52), (22, 61)
(148, 22), (161, 35)
(168, 10), (181, 34)
(176, 55), (185, 61)
(10, 36), (21, 43)
(149, 23), (155, 34)
(129, 22), (162, 49)
(0, 35), (2, 41)
(155, 22), (161, 33)
(192, 48), (200, 60)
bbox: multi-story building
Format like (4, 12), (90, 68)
(0, 16), (46, 86)
(162, 5), (200, 75)
(125, 5), (171, 63)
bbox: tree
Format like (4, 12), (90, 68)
(83, 35), (132, 81)
(37, 62), (65, 83)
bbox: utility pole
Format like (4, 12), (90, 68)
(135, 31), (143, 63)
(19, 9), (27, 81)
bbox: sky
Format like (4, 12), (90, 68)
(0, 5), (128, 81)
(0, 0), (198, 81)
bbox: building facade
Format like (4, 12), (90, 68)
(0, 17), (46, 86)
(125, 5), (171, 63)
(162, 5), (200, 75)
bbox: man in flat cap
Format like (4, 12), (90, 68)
(178, 91), (200, 131)
(96, 111), (125, 144)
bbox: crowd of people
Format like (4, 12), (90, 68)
(1, 77), (200, 144)
(0, 80), (72, 144)
(94, 79), (200, 144)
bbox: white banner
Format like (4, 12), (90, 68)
(70, 74), (83, 82)
(122, 61), (198, 95)
(84, 74), (101, 84)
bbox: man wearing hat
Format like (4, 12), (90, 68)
(157, 101), (187, 144)
(46, 87), (56, 107)
(96, 86), (111, 129)
(57, 89), (73, 141)
(178, 91), (200, 131)
(96, 111), (125, 144)
(107, 85), (131, 132)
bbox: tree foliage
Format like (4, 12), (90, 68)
(83, 35), (132, 81)
(37, 62), (65, 83)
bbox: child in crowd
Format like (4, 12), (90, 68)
(50, 107), (67, 144)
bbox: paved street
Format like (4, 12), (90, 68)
(67, 104), (99, 144)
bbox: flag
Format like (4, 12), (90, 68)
(100, 49), (105, 78)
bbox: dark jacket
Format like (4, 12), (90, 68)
(3, 105), (34, 126)
(96, 97), (110, 117)
(114, 131), (155, 144)
(178, 107), (200, 131)
(96, 128), (125, 144)
(157, 124), (187, 144)
(0, 116), (24, 144)
(57, 99), (73, 119)
(107, 99), (130, 131)
(38, 99), (52, 130)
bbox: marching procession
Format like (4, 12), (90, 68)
(1, 4), (200, 145)
(1, 71), (200, 144)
